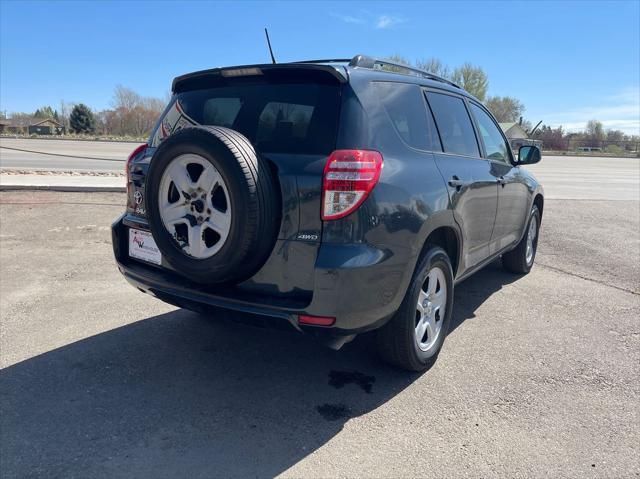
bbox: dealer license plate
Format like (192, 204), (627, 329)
(129, 228), (162, 265)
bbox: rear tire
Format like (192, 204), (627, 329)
(376, 246), (454, 372)
(502, 205), (540, 274)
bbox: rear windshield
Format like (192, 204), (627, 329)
(168, 83), (340, 155)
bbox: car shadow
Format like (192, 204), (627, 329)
(1, 260), (519, 478)
(449, 258), (522, 334)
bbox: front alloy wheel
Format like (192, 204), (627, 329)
(502, 204), (541, 274)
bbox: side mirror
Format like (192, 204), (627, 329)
(518, 145), (541, 165)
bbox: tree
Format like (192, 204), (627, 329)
(69, 104), (96, 134)
(382, 54), (412, 73)
(532, 125), (566, 150)
(34, 106), (58, 120)
(484, 96), (525, 123)
(382, 57), (489, 101)
(584, 119), (605, 146)
(99, 85), (165, 137)
(606, 129), (625, 142)
(451, 63), (488, 101)
(415, 58), (451, 79)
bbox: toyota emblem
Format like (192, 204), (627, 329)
(134, 190), (143, 205)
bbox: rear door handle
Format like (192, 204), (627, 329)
(497, 176), (506, 186)
(448, 176), (466, 188)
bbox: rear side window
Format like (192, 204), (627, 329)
(374, 82), (441, 151)
(174, 83), (339, 154)
(426, 92), (480, 157)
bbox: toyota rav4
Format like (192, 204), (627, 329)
(112, 55), (543, 371)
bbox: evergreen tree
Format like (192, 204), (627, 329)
(69, 104), (95, 133)
(34, 106), (58, 119)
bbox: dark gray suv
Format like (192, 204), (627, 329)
(112, 55), (543, 371)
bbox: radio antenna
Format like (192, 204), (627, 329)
(264, 28), (276, 64)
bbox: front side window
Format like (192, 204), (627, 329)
(470, 103), (511, 163)
(425, 92), (479, 157)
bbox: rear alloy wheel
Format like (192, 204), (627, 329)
(377, 246), (454, 371)
(158, 153), (232, 259)
(415, 266), (447, 355)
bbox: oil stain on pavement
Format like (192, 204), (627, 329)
(328, 370), (375, 393)
(316, 370), (376, 421)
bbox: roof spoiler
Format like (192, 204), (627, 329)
(172, 62), (348, 93)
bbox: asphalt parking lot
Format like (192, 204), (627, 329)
(0, 190), (638, 478)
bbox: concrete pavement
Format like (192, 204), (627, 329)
(526, 155), (640, 201)
(0, 173), (125, 192)
(0, 191), (638, 478)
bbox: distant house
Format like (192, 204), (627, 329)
(0, 117), (65, 135)
(499, 122), (529, 139)
(0, 118), (30, 134)
(499, 122), (542, 151)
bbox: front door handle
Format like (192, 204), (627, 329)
(497, 176), (506, 186)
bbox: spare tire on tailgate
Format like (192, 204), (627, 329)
(145, 126), (280, 285)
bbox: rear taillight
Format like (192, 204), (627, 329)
(298, 314), (336, 326)
(126, 144), (147, 177)
(321, 149), (383, 220)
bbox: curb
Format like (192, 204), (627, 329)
(0, 184), (126, 193)
(0, 135), (144, 144)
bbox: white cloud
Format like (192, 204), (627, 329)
(330, 13), (365, 24)
(331, 11), (405, 29)
(376, 15), (404, 29)
(542, 87), (640, 135)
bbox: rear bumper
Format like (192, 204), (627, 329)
(113, 214), (412, 335)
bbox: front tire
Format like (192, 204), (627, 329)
(502, 205), (540, 274)
(376, 246), (454, 371)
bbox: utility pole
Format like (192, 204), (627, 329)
(60, 100), (67, 132)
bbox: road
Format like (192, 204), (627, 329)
(0, 138), (138, 172)
(0, 190), (638, 478)
(1, 138), (639, 200)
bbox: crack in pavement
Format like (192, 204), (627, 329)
(538, 262), (639, 296)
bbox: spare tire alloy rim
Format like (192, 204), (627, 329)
(526, 214), (537, 265)
(158, 154), (231, 259)
(415, 266), (446, 353)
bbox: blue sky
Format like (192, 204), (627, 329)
(1, 0), (639, 134)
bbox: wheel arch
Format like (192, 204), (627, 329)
(418, 225), (461, 279)
(533, 193), (544, 218)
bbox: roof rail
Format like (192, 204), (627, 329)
(348, 54), (461, 89)
(290, 58), (352, 65)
